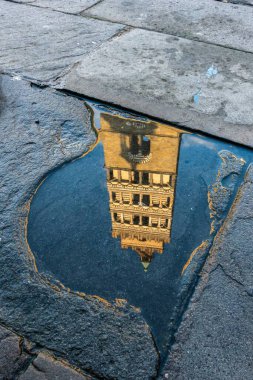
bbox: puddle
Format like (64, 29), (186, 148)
(27, 100), (253, 363)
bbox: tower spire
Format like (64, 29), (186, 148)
(136, 248), (153, 272)
(141, 260), (150, 272)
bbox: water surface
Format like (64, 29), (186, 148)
(28, 102), (252, 360)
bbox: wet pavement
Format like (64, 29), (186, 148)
(0, 76), (158, 380)
(0, 73), (252, 379)
(1, 0), (253, 377)
(27, 101), (253, 364)
(1, 0), (253, 146)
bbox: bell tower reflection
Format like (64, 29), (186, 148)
(100, 113), (183, 271)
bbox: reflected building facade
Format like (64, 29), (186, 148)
(100, 113), (183, 271)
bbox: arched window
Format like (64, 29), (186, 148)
(126, 135), (152, 163)
(142, 136), (150, 155)
(130, 135), (151, 156)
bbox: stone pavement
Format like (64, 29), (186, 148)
(162, 165), (253, 380)
(0, 0), (253, 379)
(84, 0), (253, 52)
(0, 0), (123, 81)
(0, 324), (92, 379)
(0, 0), (253, 146)
(0, 75), (157, 379)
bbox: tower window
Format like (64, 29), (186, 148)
(163, 174), (171, 186)
(133, 194), (140, 205)
(161, 219), (169, 228)
(121, 170), (129, 182)
(152, 197), (160, 207)
(124, 214), (131, 224)
(130, 135), (151, 156)
(151, 218), (158, 227)
(122, 193), (130, 204)
(142, 194), (150, 206)
(133, 215), (140, 225)
(109, 169), (114, 180)
(153, 173), (161, 185)
(110, 169), (118, 181)
(131, 135), (139, 155)
(142, 216), (149, 226)
(142, 172), (149, 185)
(114, 213), (120, 222)
(142, 136), (150, 155)
(133, 171), (140, 184)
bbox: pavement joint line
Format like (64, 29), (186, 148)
(80, 12), (253, 56)
(44, 27), (133, 80)
(215, 0), (253, 7)
(80, 0), (106, 14)
(3, 0), (253, 56)
(105, 25), (133, 41)
(2, 0), (109, 18)
(214, 263), (248, 291)
(1, 69), (253, 150)
(56, 86), (253, 151)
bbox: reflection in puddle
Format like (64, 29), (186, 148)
(101, 113), (182, 270)
(27, 102), (252, 362)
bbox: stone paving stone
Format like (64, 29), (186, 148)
(0, 75), (158, 379)
(15, 0), (101, 14)
(221, 0), (253, 5)
(0, 1), (123, 81)
(6, 0), (34, 2)
(60, 28), (253, 148)
(20, 353), (92, 380)
(161, 165), (253, 380)
(84, 0), (253, 53)
(0, 324), (30, 379)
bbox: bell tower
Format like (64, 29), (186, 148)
(100, 113), (182, 271)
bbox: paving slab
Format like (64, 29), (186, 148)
(84, 0), (253, 53)
(59, 28), (253, 148)
(0, 324), (30, 379)
(13, 0), (101, 14)
(162, 164), (253, 380)
(0, 75), (158, 379)
(0, 1), (123, 81)
(20, 353), (92, 380)
(219, 0), (253, 5)
(0, 324), (92, 380)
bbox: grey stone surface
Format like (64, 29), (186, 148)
(0, 1), (123, 81)
(84, 0), (253, 53)
(20, 353), (91, 380)
(162, 164), (253, 380)
(0, 324), (91, 380)
(0, 324), (30, 379)
(5, 0), (33, 2)
(208, 150), (245, 229)
(14, 0), (101, 14)
(218, 0), (253, 5)
(59, 28), (253, 148)
(181, 148), (246, 291)
(0, 75), (158, 379)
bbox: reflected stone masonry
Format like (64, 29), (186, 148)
(100, 114), (183, 271)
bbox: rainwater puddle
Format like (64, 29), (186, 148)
(27, 100), (253, 362)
